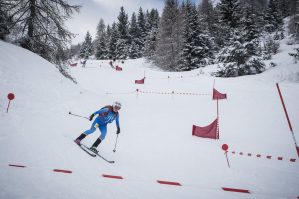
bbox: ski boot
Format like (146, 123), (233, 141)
(89, 146), (99, 154)
(74, 133), (86, 145)
(90, 138), (102, 153)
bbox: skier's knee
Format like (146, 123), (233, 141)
(100, 134), (106, 140)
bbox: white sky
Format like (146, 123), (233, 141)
(66, 0), (166, 45)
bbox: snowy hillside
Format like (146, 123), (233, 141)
(0, 40), (299, 199)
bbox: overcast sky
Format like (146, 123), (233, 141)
(66, 0), (200, 45)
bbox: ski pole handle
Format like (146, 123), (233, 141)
(69, 112), (89, 120)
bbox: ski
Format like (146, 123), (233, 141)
(94, 152), (115, 164)
(81, 144), (115, 164)
(74, 141), (96, 157)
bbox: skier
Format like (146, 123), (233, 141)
(109, 60), (115, 69)
(82, 59), (87, 67)
(74, 101), (121, 153)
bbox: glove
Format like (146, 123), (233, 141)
(116, 127), (120, 134)
(89, 114), (95, 121)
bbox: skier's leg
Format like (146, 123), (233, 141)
(84, 119), (99, 135)
(75, 120), (98, 145)
(99, 125), (107, 141)
(74, 133), (86, 145)
(90, 125), (107, 153)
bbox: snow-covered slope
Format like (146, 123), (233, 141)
(0, 40), (298, 199)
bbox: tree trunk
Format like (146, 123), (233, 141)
(28, 0), (36, 38)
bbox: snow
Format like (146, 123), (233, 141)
(0, 39), (299, 199)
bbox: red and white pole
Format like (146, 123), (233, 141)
(276, 83), (299, 157)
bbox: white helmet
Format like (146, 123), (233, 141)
(113, 101), (122, 110)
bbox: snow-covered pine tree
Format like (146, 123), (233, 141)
(108, 23), (118, 59)
(216, 0), (241, 56)
(137, 7), (147, 55)
(217, 0), (241, 29)
(215, 0), (265, 77)
(289, 48), (299, 62)
(2, 0), (80, 64)
(264, 0), (283, 33)
(154, 0), (182, 71)
(105, 25), (112, 58)
(288, 0), (299, 41)
(128, 12), (142, 59)
(80, 31), (93, 59)
(179, 0), (213, 71)
(215, 35), (265, 77)
(198, 0), (215, 34)
(115, 6), (129, 59)
(279, 0), (291, 18)
(215, 0), (242, 47)
(144, 9), (160, 58)
(95, 19), (108, 59)
(242, 4), (260, 55)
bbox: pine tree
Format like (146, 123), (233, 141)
(135, 7), (147, 56)
(217, 0), (241, 29)
(154, 0), (182, 71)
(2, 0), (80, 64)
(280, 0), (291, 17)
(108, 23), (118, 59)
(215, 30), (265, 77)
(215, 0), (242, 48)
(144, 9), (160, 58)
(80, 31), (93, 59)
(242, 5), (260, 56)
(115, 6), (129, 59)
(288, 0), (299, 41)
(179, 0), (213, 71)
(95, 19), (108, 59)
(216, 0), (265, 77)
(264, 0), (283, 33)
(198, 0), (215, 34)
(128, 12), (141, 58)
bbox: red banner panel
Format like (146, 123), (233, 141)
(213, 88), (227, 100)
(135, 78), (145, 84)
(192, 118), (218, 139)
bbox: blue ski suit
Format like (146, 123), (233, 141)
(84, 107), (120, 141)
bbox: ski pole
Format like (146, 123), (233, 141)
(69, 112), (89, 120)
(113, 134), (119, 153)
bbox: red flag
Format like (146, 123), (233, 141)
(69, 63), (78, 67)
(135, 78), (145, 84)
(116, 65), (122, 71)
(192, 118), (218, 139)
(213, 88), (227, 100)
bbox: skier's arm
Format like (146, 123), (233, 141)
(93, 108), (109, 116)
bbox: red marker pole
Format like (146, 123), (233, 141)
(6, 93), (15, 113)
(222, 144), (230, 168)
(276, 83), (299, 157)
